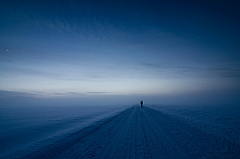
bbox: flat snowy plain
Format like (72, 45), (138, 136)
(1, 105), (239, 158)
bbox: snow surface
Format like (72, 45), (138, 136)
(148, 104), (240, 146)
(1, 105), (240, 158)
(0, 105), (130, 158)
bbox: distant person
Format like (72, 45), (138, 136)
(140, 100), (143, 108)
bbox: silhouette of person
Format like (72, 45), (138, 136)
(140, 100), (143, 108)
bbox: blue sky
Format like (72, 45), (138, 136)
(0, 0), (240, 106)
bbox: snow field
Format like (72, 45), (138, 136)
(25, 106), (240, 158)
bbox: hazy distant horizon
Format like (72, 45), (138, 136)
(1, 89), (240, 107)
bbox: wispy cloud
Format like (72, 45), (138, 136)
(140, 62), (240, 79)
(208, 68), (240, 78)
(86, 92), (116, 94)
(0, 65), (91, 82)
(0, 90), (118, 99)
(0, 90), (45, 98)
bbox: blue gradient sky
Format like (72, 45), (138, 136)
(1, 0), (240, 106)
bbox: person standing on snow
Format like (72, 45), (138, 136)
(140, 100), (143, 108)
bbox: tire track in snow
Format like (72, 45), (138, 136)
(26, 106), (240, 159)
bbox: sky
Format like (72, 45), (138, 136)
(0, 0), (240, 107)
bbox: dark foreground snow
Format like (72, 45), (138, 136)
(22, 106), (240, 159)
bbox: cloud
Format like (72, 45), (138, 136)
(0, 90), (118, 100)
(208, 68), (240, 78)
(0, 90), (43, 98)
(138, 62), (204, 78)
(140, 62), (240, 79)
(0, 90), (85, 99)
(86, 92), (116, 94)
(0, 64), (95, 82)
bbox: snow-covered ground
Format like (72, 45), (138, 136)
(0, 105), (130, 158)
(148, 104), (240, 146)
(1, 105), (239, 158)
